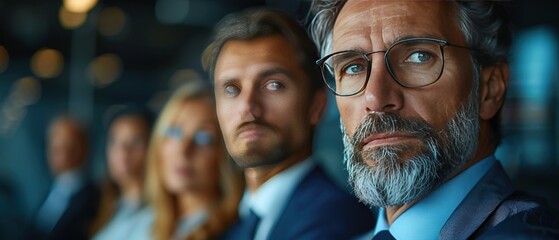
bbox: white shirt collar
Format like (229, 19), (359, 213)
(239, 158), (315, 240)
(371, 155), (496, 240)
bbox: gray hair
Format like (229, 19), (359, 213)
(309, 0), (511, 145)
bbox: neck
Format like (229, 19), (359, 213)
(245, 148), (311, 192)
(55, 168), (80, 178)
(121, 180), (143, 204)
(178, 188), (219, 218)
(384, 202), (414, 225)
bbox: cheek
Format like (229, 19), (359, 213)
(107, 150), (120, 171)
(107, 153), (121, 179)
(407, 84), (472, 129)
(161, 140), (179, 160)
(336, 97), (361, 135)
(107, 147), (117, 164)
(130, 149), (146, 172)
(194, 152), (220, 183)
(160, 143), (178, 177)
(264, 95), (299, 128)
(160, 152), (178, 190)
(216, 103), (234, 139)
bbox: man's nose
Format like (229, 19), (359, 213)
(238, 86), (263, 122)
(362, 55), (403, 114)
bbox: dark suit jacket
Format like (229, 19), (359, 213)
(225, 165), (375, 240)
(439, 161), (559, 239)
(28, 181), (100, 240)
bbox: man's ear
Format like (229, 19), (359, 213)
(309, 89), (327, 125)
(479, 62), (509, 120)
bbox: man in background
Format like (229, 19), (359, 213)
(28, 115), (100, 240)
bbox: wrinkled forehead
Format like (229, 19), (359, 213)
(332, 0), (464, 50)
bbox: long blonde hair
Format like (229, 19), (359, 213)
(145, 80), (244, 240)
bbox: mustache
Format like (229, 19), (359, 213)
(235, 120), (276, 135)
(349, 113), (435, 149)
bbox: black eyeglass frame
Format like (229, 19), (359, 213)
(315, 37), (472, 97)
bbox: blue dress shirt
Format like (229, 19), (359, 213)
(361, 155), (496, 240)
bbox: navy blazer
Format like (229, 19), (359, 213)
(440, 161), (559, 239)
(27, 181), (100, 240)
(225, 165), (375, 240)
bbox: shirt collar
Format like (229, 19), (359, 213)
(239, 158), (315, 239)
(174, 209), (208, 240)
(373, 155), (496, 240)
(53, 169), (85, 196)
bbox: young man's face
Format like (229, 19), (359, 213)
(213, 35), (323, 168)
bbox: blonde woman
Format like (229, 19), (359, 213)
(143, 80), (243, 240)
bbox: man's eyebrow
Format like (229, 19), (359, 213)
(257, 67), (294, 80)
(390, 34), (444, 45)
(215, 76), (236, 86)
(336, 34), (444, 53)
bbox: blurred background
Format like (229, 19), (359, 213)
(0, 0), (558, 235)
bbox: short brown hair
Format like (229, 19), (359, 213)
(202, 8), (323, 93)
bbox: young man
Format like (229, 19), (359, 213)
(204, 8), (374, 240)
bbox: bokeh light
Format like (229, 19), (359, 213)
(30, 48), (64, 79)
(169, 69), (202, 89)
(147, 91), (171, 113)
(0, 76), (41, 135)
(63, 0), (98, 13)
(88, 53), (123, 88)
(59, 6), (87, 29)
(98, 7), (127, 37)
(0, 45), (8, 73)
(9, 76), (42, 108)
(1, 104), (26, 124)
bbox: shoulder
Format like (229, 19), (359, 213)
(478, 193), (559, 239)
(295, 166), (357, 203)
(478, 192), (559, 239)
(73, 181), (101, 203)
(69, 181), (101, 212)
(136, 206), (155, 225)
(442, 162), (559, 239)
(128, 206), (156, 240)
(271, 166), (375, 239)
(497, 191), (558, 221)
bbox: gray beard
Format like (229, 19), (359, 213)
(342, 84), (480, 208)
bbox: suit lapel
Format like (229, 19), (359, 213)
(267, 166), (320, 240)
(439, 162), (515, 240)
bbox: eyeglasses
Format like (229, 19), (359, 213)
(316, 37), (471, 96)
(163, 126), (215, 147)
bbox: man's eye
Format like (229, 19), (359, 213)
(224, 85), (240, 97)
(265, 81), (284, 91)
(405, 51), (432, 63)
(343, 64), (365, 75)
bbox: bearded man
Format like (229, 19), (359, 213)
(311, 1), (559, 239)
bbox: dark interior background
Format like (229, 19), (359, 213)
(1, 0), (558, 234)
